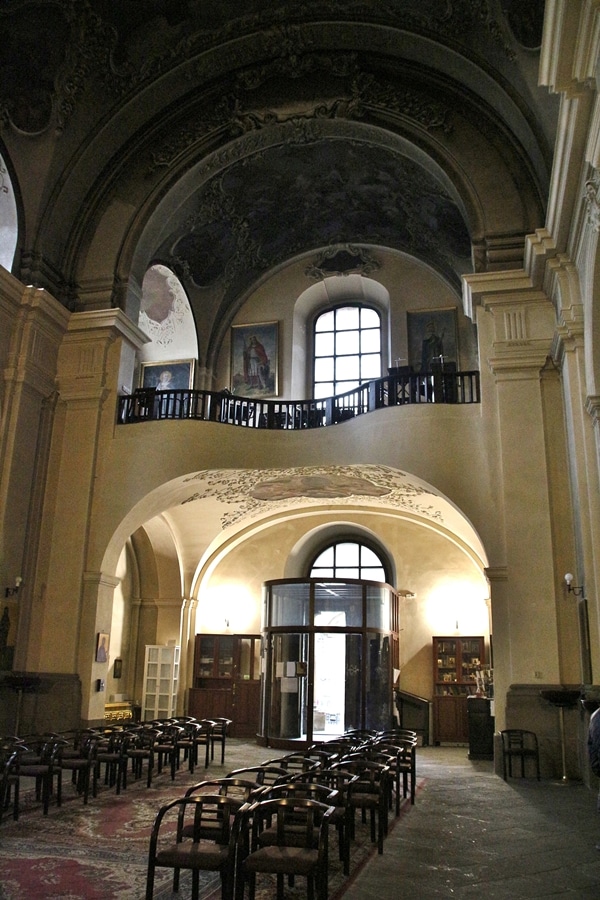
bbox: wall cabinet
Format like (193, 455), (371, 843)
(432, 636), (485, 743)
(188, 634), (261, 738)
(142, 644), (180, 722)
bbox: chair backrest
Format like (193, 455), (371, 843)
(501, 729), (538, 750)
(185, 777), (260, 801)
(249, 797), (334, 850)
(150, 794), (246, 851)
(260, 781), (339, 805)
(211, 717), (232, 735)
(227, 765), (288, 786)
(261, 754), (321, 773)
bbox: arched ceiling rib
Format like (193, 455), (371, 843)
(102, 464), (489, 580)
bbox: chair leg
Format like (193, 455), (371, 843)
(145, 862), (155, 900)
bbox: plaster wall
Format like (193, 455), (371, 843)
(196, 510), (490, 704)
(217, 252), (479, 400)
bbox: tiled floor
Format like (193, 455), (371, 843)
(343, 745), (600, 899)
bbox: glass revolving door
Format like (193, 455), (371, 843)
(259, 578), (399, 748)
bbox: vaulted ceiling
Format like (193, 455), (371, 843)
(1, 0), (554, 336)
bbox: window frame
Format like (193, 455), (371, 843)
(308, 538), (392, 585)
(312, 303), (382, 399)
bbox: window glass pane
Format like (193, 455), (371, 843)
(360, 546), (381, 566)
(360, 329), (381, 353)
(336, 355), (359, 380)
(361, 307), (380, 328)
(315, 332), (334, 356)
(314, 582), (362, 627)
(271, 583), (310, 627)
(336, 330), (360, 355)
(314, 382), (333, 399)
(315, 357), (334, 381)
(336, 306), (360, 330)
(360, 354), (381, 380)
(365, 634), (391, 730)
(336, 543), (360, 566)
(366, 586), (390, 629)
(311, 567), (334, 578)
(336, 567), (360, 579)
(314, 547), (334, 567)
(315, 310), (334, 332)
(336, 381), (359, 394)
(312, 302), (381, 399)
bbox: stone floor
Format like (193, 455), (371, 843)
(343, 745), (600, 899)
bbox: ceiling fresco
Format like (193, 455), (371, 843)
(167, 140), (471, 289)
(182, 465), (448, 530)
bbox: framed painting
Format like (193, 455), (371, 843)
(230, 321), (279, 397)
(96, 632), (109, 663)
(139, 359), (195, 391)
(407, 308), (458, 372)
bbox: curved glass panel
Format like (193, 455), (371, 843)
(270, 582), (309, 627)
(314, 581), (362, 628)
(366, 584), (390, 629)
(261, 578), (397, 744)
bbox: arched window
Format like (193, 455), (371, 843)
(313, 304), (381, 398)
(309, 540), (388, 583)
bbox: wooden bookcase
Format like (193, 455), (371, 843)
(432, 636), (485, 743)
(188, 634), (262, 738)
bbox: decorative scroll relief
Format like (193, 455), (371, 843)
(584, 178), (600, 232)
(180, 464), (446, 531)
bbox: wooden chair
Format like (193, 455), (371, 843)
(210, 718), (233, 764)
(192, 719), (215, 770)
(14, 737), (63, 815)
(330, 758), (390, 855)
(236, 797), (334, 900)
(0, 744), (20, 822)
(372, 735), (418, 810)
(94, 730), (132, 794)
(127, 727), (161, 788)
(288, 768), (355, 876)
(500, 729), (540, 780)
(56, 733), (98, 804)
(146, 794), (246, 900)
(153, 724), (184, 780)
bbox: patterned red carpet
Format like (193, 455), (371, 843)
(0, 740), (418, 899)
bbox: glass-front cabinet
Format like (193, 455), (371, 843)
(188, 634), (261, 737)
(142, 644), (180, 721)
(260, 578), (399, 748)
(432, 636), (485, 743)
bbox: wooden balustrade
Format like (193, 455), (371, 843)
(118, 370), (480, 429)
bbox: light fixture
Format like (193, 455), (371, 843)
(564, 573), (585, 597)
(5, 576), (22, 598)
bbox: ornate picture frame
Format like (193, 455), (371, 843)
(230, 321), (279, 397)
(139, 359), (195, 391)
(407, 308), (458, 372)
(96, 632), (109, 663)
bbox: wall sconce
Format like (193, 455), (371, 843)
(564, 573), (585, 597)
(5, 576), (22, 598)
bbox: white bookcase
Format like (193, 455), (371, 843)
(142, 644), (180, 721)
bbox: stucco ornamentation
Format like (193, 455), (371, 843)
(181, 465), (445, 530)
